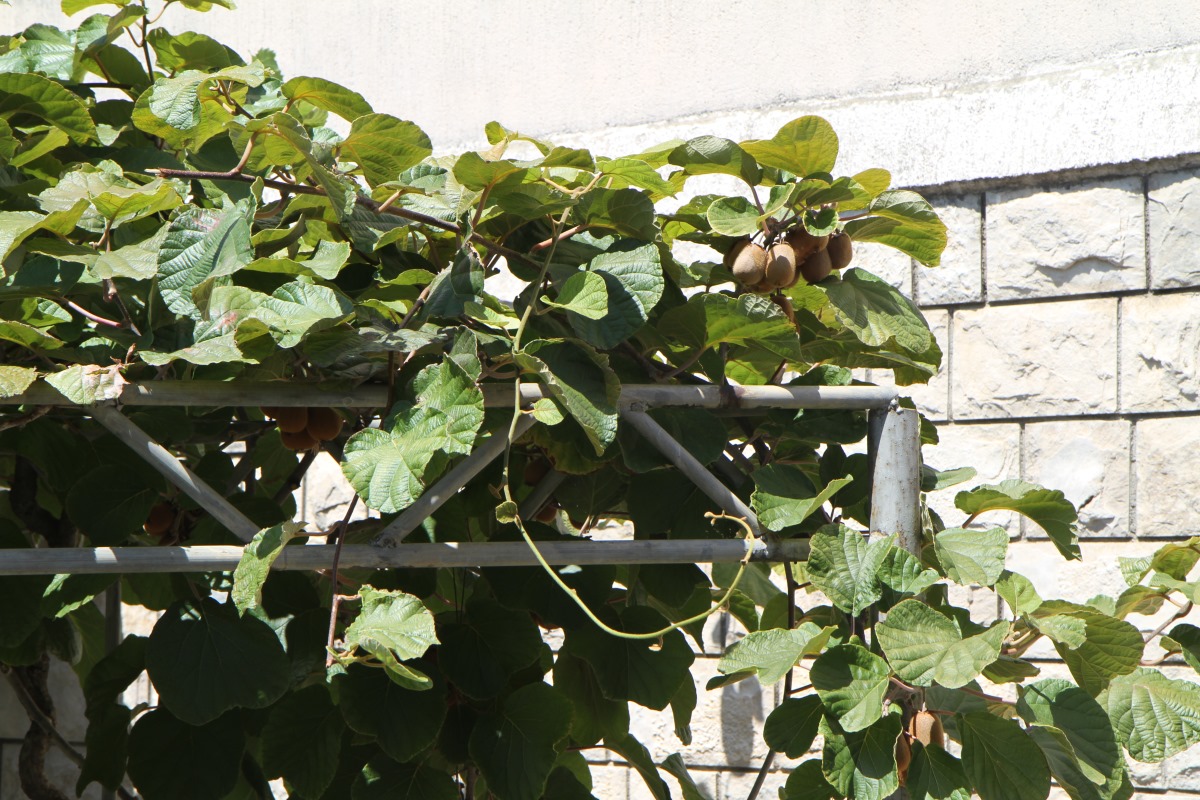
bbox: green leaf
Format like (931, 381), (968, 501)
(468, 682), (572, 800)
(353, 757), (459, 800)
(246, 280), (354, 348)
(0, 72), (95, 142)
(1165, 623), (1200, 672)
(741, 116), (839, 177)
(553, 652), (629, 746)
(261, 685), (344, 798)
(597, 156), (677, 198)
(875, 599), (1007, 688)
(958, 712), (1051, 800)
(91, 178), (181, 224)
(659, 753), (712, 800)
(424, 244), (483, 318)
(245, 239), (351, 280)
(138, 332), (247, 366)
(820, 711), (902, 800)
(44, 364), (125, 404)
(705, 195), (760, 236)
(955, 480), (1080, 560)
(605, 732), (671, 800)
(819, 268), (934, 355)
(76, 702), (131, 795)
(231, 521), (303, 617)
(995, 570), (1043, 615)
(764, 694), (824, 758)
(565, 607), (695, 710)
(812, 644), (890, 732)
(751, 467), (852, 532)
(1037, 602), (1142, 694)
(1031, 614), (1088, 649)
(806, 525), (893, 615)
(877, 547), (941, 603)
(0, 365), (36, 398)
(157, 202), (252, 318)
(782, 759), (838, 800)
(338, 665), (447, 762)
(715, 622), (833, 685)
(567, 241), (664, 350)
(576, 187), (657, 240)
(1101, 667), (1200, 762)
(145, 64), (263, 130)
(342, 358), (485, 513)
(667, 136), (760, 185)
(659, 292), (803, 363)
(146, 598), (290, 725)
(340, 113), (432, 187)
(0, 202), (89, 269)
(543, 270), (609, 319)
(1018, 679), (1122, 787)
(906, 742), (970, 800)
(282, 76), (373, 120)
(343, 585), (438, 687)
(1026, 725), (1114, 800)
(516, 338), (619, 456)
(934, 527), (1008, 586)
(268, 113), (357, 218)
(65, 464), (162, 546)
(126, 709), (244, 800)
(438, 597), (542, 700)
(63, 0), (132, 13)
(843, 190), (947, 266)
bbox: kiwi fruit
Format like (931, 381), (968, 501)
(143, 502), (175, 537)
(281, 428), (318, 451)
(784, 228), (829, 262)
(827, 232), (853, 270)
(305, 407), (344, 441)
(728, 239), (768, 287)
(798, 249), (833, 284)
(266, 406), (308, 433)
(907, 710), (944, 749)
(523, 457), (551, 485)
(895, 732), (912, 784)
(758, 243), (798, 291)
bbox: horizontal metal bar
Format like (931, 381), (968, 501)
(4, 381), (898, 411)
(0, 539), (811, 575)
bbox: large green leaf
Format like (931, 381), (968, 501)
(715, 622), (833, 685)
(805, 524), (893, 615)
(958, 712), (1051, 800)
(0, 71), (95, 142)
(576, 187), (657, 240)
(819, 268), (934, 355)
(1025, 725), (1117, 800)
(782, 759), (838, 800)
(877, 547), (941, 606)
(337, 665), (447, 762)
(764, 695), (825, 758)
(1100, 668), (1200, 762)
(143, 64), (264, 131)
(468, 682), (572, 800)
(843, 190), (947, 266)
(820, 711), (902, 800)
(44, 363), (125, 404)
(340, 113), (432, 187)
(1035, 602), (1142, 694)
(907, 742), (971, 800)
(751, 466), (852, 532)
(811, 644), (890, 732)
(438, 597), (542, 700)
(247, 279), (355, 347)
(0, 365), (36, 398)
(126, 710), (244, 800)
(282, 75), (373, 120)
(516, 338), (619, 456)
(156, 202), (253, 318)
(543, 270), (609, 319)
(261, 685), (344, 798)
(567, 242), (664, 349)
(875, 599), (1007, 688)
(667, 135), (760, 185)
(65, 464), (162, 546)
(352, 757), (459, 800)
(145, 598), (290, 725)
(934, 527), (1008, 586)
(742, 116), (838, 177)
(705, 195), (760, 236)
(0, 527), (50, 648)
(553, 652), (630, 746)
(342, 358), (485, 513)
(343, 585), (438, 688)
(0, 201), (88, 268)
(956, 480), (1081, 560)
(231, 521), (303, 618)
(1018, 679), (1123, 786)
(659, 292), (803, 363)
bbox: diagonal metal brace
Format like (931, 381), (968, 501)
(620, 405), (763, 538)
(374, 413), (538, 547)
(89, 405), (260, 543)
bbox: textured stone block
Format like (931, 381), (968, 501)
(298, 452), (369, 531)
(854, 242), (912, 296)
(1005, 540), (1160, 604)
(985, 178), (1145, 299)
(867, 309), (950, 422)
(1024, 420), (1131, 538)
(951, 299), (1117, 419)
(1120, 293), (1200, 413)
(916, 195), (983, 306)
(720, 768), (789, 799)
(1135, 417), (1200, 538)
(1149, 169), (1200, 289)
(922, 423), (1021, 534)
(589, 764), (630, 799)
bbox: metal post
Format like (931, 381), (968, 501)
(90, 405), (260, 543)
(867, 404), (922, 555)
(374, 415), (537, 547)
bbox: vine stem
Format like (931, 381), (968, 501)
(1145, 600), (1192, 643)
(324, 495), (360, 666)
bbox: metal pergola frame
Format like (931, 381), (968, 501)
(0, 382), (921, 575)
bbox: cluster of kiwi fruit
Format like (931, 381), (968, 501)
(262, 406), (345, 451)
(895, 710), (945, 784)
(725, 226), (853, 292)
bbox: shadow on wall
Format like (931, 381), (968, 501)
(721, 677), (765, 764)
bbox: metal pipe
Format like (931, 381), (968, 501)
(518, 468), (566, 520)
(0, 539), (811, 575)
(6, 381), (898, 411)
(868, 404), (922, 554)
(374, 415), (538, 546)
(620, 406), (763, 538)
(89, 405), (260, 543)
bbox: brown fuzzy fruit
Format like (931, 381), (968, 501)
(758, 243), (798, 292)
(523, 457), (551, 485)
(784, 228), (829, 262)
(729, 240), (769, 287)
(281, 428), (318, 451)
(270, 406), (309, 433)
(827, 233), (853, 270)
(896, 733), (912, 785)
(798, 249), (833, 284)
(305, 407), (344, 441)
(143, 502), (175, 537)
(907, 711), (945, 749)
